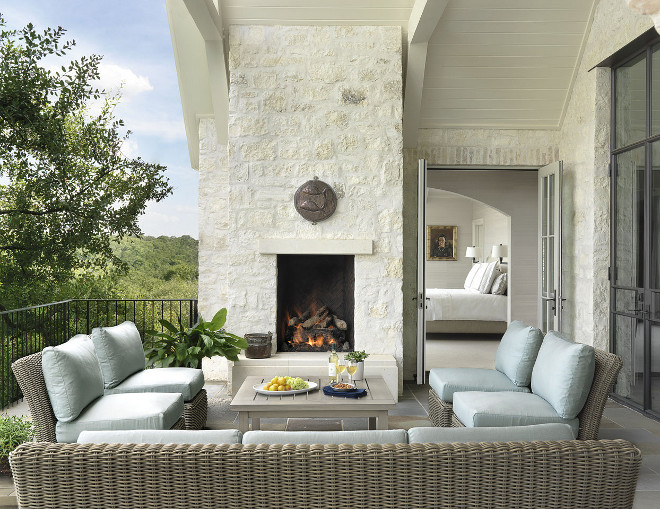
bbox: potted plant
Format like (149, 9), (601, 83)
(0, 414), (34, 476)
(145, 308), (248, 369)
(345, 350), (369, 381)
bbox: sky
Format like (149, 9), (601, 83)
(1, 0), (199, 238)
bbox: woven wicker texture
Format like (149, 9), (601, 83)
(429, 350), (622, 440)
(428, 388), (453, 427)
(576, 350), (622, 440)
(9, 440), (640, 509)
(183, 389), (207, 430)
(11, 352), (57, 442)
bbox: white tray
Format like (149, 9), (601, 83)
(253, 381), (318, 396)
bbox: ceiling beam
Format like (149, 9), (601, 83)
(184, 0), (229, 144)
(403, 0), (447, 148)
(408, 0), (447, 44)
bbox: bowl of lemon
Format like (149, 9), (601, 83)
(253, 376), (317, 395)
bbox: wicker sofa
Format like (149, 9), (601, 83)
(10, 434), (641, 509)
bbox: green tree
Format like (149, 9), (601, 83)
(0, 16), (172, 308)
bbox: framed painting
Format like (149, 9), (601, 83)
(427, 225), (457, 261)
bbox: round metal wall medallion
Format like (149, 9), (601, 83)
(294, 177), (337, 224)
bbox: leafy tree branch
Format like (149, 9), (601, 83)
(0, 15), (173, 308)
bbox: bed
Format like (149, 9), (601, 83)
(426, 261), (508, 334)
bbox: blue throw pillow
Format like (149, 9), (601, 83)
(531, 331), (595, 419)
(494, 321), (544, 387)
(91, 321), (146, 389)
(42, 335), (104, 422)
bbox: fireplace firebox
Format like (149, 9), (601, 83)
(277, 255), (354, 352)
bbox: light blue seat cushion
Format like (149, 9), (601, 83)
(91, 321), (146, 389)
(42, 335), (104, 423)
(452, 391), (579, 437)
(77, 429), (242, 445)
(531, 331), (595, 419)
(429, 368), (529, 403)
(104, 367), (204, 402)
(494, 321), (544, 387)
(55, 393), (184, 443)
(242, 430), (408, 445)
(407, 423), (575, 443)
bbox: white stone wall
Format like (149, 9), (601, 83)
(199, 25), (404, 386)
(558, 0), (651, 352)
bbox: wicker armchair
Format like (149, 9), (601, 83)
(429, 349), (623, 440)
(11, 351), (185, 443)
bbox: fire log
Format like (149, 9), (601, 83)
(301, 306), (328, 329)
(334, 317), (348, 330)
(316, 315), (332, 328)
(288, 317), (301, 327)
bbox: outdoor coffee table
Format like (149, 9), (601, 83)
(230, 375), (396, 432)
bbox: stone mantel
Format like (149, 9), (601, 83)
(258, 239), (373, 255)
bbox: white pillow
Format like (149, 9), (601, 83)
(491, 273), (507, 295)
(463, 263), (482, 290)
(478, 261), (499, 294)
(465, 263), (487, 293)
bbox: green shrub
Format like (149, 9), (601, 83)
(145, 308), (248, 369)
(0, 415), (34, 459)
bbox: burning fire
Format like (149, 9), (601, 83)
(286, 306), (339, 348)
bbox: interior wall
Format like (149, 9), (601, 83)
(472, 201), (510, 263)
(425, 190), (474, 288)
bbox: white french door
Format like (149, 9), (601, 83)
(538, 161), (563, 333)
(416, 159), (427, 384)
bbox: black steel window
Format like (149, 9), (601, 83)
(610, 37), (660, 420)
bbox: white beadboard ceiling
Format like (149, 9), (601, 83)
(169, 1), (599, 167)
(220, 0), (416, 34)
(216, 0), (596, 130)
(422, 0), (597, 129)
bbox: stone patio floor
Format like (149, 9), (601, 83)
(2, 381), (660, 508)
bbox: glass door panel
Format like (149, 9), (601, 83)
(614, 147), (645, 288)
(653, 142), (660, 290)
(538, 162), (562, 333)
(653, 320), (660, 413)
(651, 143), (660, 412)
(613, 314), (645, 403)
(615, 52), (646, 148)
(652, 44), (660, 135)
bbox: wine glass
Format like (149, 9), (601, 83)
(336, 356), (347, 384)
(346, 361), (358, 382)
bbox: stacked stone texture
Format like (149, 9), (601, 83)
(199, 25), (403, 383)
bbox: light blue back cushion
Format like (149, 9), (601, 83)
(42, 335), (104, 423)
(407, 423), (575, 443)
(531, 331), (595, 419)
(242, 430), (408, 445)
(495, 321), (544, 387)
(77, 429), (242, 445)
(91, 321), (146, 389)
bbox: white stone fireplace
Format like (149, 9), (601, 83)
(197, 25), (404, 394)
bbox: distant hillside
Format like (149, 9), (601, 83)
(111, 236), (198, 299)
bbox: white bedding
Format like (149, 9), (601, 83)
(426, 288), (507, 322)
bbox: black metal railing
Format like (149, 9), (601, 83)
(1, 299), (198, 409)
